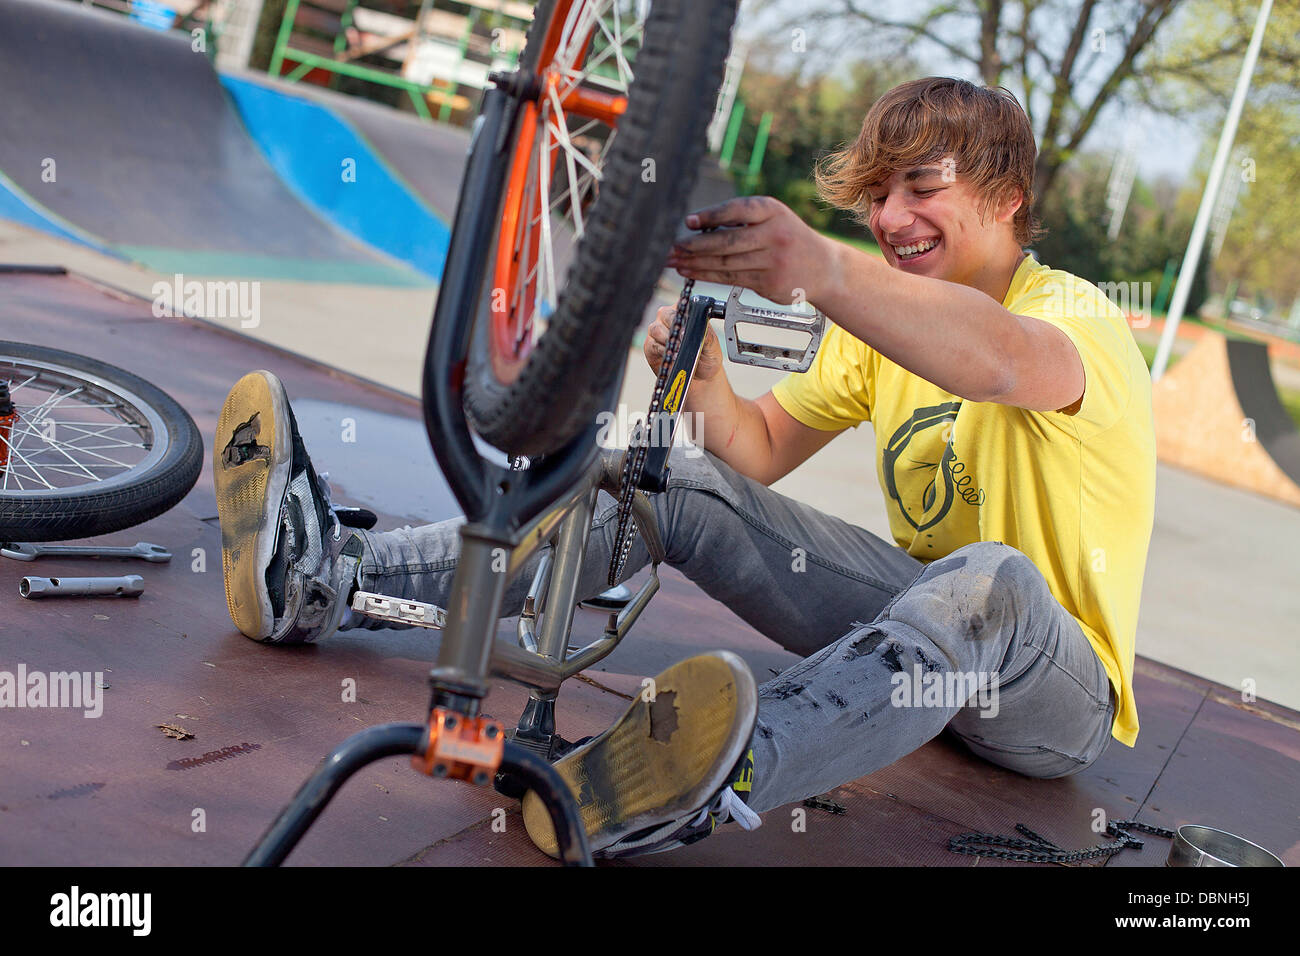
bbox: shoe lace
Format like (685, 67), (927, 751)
(690, 785), (762, 833)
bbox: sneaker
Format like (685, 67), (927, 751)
(521, 650), (760, 859)
(214, 370), (361, 643)
(600, 747), (760, 858)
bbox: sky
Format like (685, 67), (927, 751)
(734, 0), (1238, 188)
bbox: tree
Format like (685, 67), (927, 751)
(1213, 104), (1300, 308)
(729, 53), (916, 236)
(1151, 0), (1300, 311)
(747, 0), (1295, 212)
(1034, 151), (1210, 313)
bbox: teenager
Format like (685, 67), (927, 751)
(215, 77), (1155, 859)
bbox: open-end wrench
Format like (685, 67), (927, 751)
(19, 575), (145, 599)
(1, 541), (171, 563)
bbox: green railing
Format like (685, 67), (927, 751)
(268, 0), (523, 123)
(265, 0), (768, 192)
(717, 98), (773, 195)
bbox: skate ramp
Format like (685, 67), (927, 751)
(1152, 332), (1300, 508)
(0, 0), (425, 285)
(220, 75), (450, 280)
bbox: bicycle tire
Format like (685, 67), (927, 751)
(0, 342), (203, 541)
(463, 0), (738, 456)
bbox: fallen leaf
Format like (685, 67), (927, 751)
(156, 723), (194, 741)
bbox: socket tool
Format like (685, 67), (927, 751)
(19, 575), (145, 599)
(1, 541), (171, 563)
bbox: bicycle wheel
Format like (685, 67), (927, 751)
(0, 342), (203, 541)
(462, 0), (738, 456)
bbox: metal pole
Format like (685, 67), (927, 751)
(1209, 146), (1247, 259)
(1105, 137), (1139, 241)
(1151, 0), (1273, 381)
(708, 44), (748, 154)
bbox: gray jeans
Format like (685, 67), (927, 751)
(349, 444), (1116, 814)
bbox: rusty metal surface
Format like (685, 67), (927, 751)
(1, 269), (1296, 867)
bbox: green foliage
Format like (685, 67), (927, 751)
(1214, 104), (1300, 308)
(1033, 155), (1210, 314)
(730, 60), (913, 242)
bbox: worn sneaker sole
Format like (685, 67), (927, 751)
(522, 651), (757, 859)
(214, 371), (293, 640)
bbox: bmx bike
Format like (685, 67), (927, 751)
(242, 0), (825, 866)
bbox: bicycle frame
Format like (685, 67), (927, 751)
(243, 74), (719, 866)
(244, 68), (821, 866)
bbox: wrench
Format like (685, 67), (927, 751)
(1, 541), (171, 563)
(20, 575), (145, 599)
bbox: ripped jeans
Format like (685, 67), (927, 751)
(347, 444), (1117, 814)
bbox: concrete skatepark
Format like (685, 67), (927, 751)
(0, 0), (1296, 867)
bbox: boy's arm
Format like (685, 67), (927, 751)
(683, 366), (845, 485)
(668, 197), (1085, 413)
(818, 244), (1085, 412)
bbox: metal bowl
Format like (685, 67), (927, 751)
(1166, 825), (1285, 867)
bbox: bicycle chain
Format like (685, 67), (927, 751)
(948, 819), (1176, 865)
(606, 275), (696, 586)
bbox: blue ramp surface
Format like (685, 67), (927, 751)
(0, 0), (426, 285)
(221, 76), (450, 281)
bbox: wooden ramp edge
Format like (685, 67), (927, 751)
(1152, 332), (1300, 508)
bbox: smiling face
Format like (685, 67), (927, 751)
(867, 159), (1019, 287)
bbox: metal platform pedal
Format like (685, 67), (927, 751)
(722, 285), (827, 372)
(351, 591), (447, 629)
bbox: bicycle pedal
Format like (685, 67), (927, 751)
(722, 285), (826, 372)
(350, 590), (447, 629)
(332, 505), (377, 530)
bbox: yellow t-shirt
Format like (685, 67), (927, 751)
(770, 255), (1155, 746)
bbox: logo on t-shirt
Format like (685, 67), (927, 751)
(881, 402), (984, 532)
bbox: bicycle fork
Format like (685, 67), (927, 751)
(243, 82), (596, 867)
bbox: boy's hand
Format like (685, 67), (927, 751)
(644, 306), (724, 381)
(664, 196), (840, 307)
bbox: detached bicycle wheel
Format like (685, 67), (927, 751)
(0, 343), (203, 541)
(463, 0), (738, 456)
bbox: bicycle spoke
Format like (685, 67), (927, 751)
(0, 438), (57, 490)
(3, 372), (40, 394)
(499, 0), (650, 361)
(0, 363), (159, 494)
(27, 419), (148, 450)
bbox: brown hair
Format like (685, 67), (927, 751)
(814, 77), (1042, 246)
